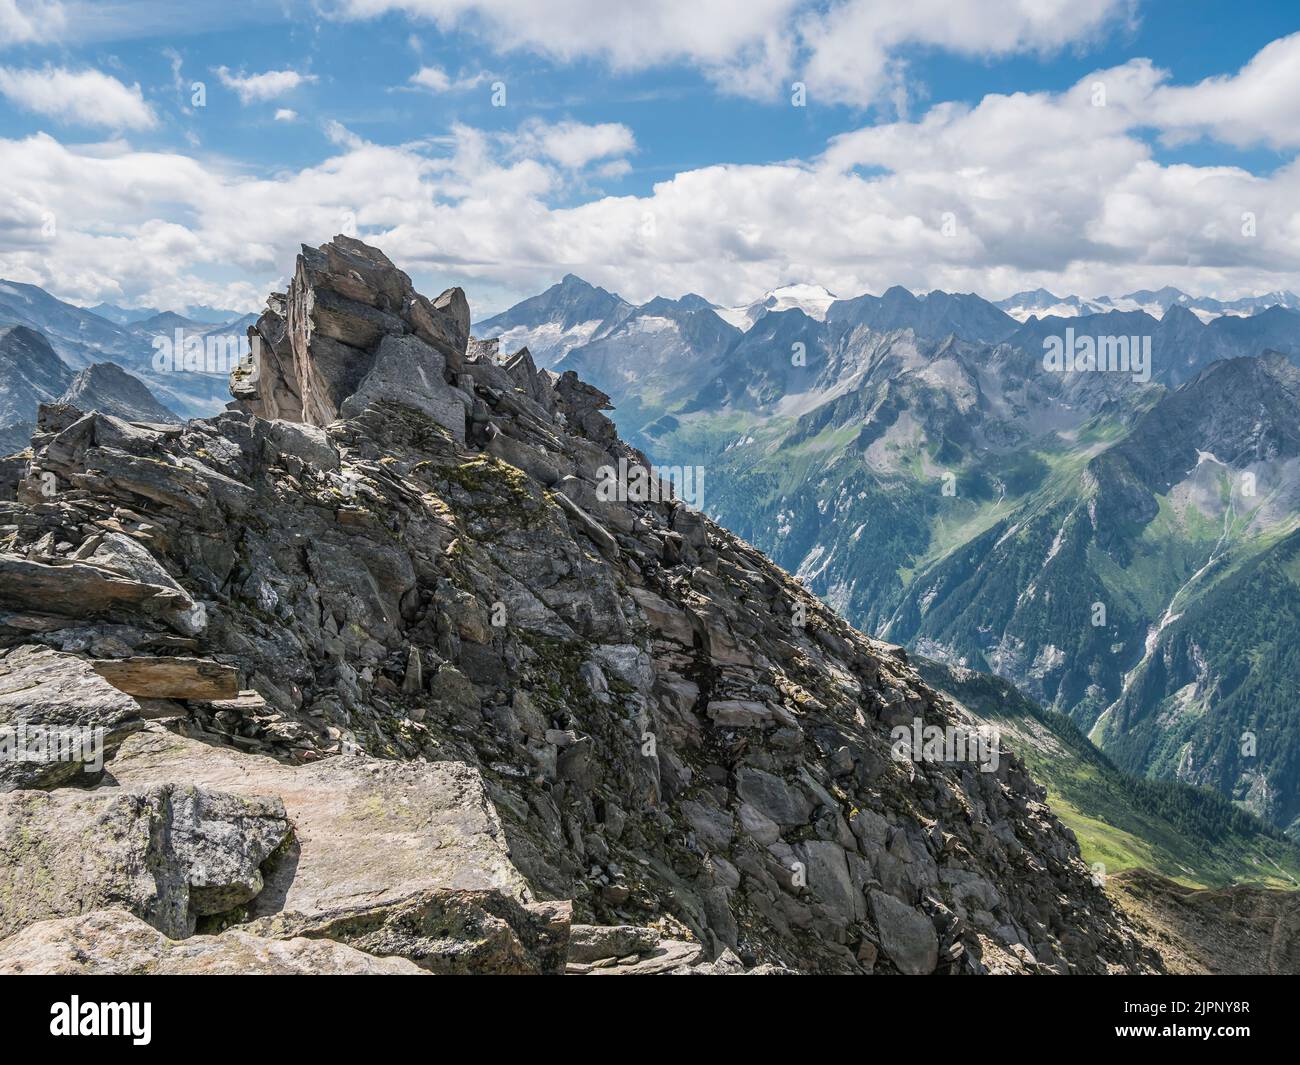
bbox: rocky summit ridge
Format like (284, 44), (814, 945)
(0, 236), (1160, 975)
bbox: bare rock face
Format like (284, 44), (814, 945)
(339, 333), (465, 443)
(0, 236), (1162, 975)
(0, 909), (426, 975)
(232, 294), (302, 421)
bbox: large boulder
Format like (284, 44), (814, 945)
(798, 840), (864, 923)
(567, 923), (660, 963)
(869, 889), (939, 975)
(0, 783), (290, 939)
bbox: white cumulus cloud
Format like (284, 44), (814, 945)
(0, 0), (64, 47)
(799, 0), (1134, 106)
(0, 65), (156, 129)
(509, 118), (636, 169)
(337, 0), (799, 70)
(334, 0), (1133, 106)
(408, 64), (487, 92)
(1144, 31), (1300, 150)
(216, 67), (317, 104)
(1, 40), (1299, 316)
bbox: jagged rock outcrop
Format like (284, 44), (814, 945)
(0, 236), (1161, 974)
(233, 235), (469, 438)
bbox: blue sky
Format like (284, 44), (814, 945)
(1, 0), (1298, 317)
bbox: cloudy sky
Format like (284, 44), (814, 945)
(0, 0), (1298, 318)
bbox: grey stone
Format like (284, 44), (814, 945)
(0, 645), (143, 790)
(104, 730), (570, 974)
(798, 840), (863, 923)
(680, 798), (735, 851)
(869, 889), (939, 975)
(737, 802), (782, 845)
(340, 333), (465, 442)
(0, 782), (290, 939)
(568, 924), (659, 963)
(736, 767), (812, 827)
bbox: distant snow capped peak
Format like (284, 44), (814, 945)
(995, 290), (1110, 322)
(718, 282), (839, 331)
(763, 283), (837, 318)
(473, 272), (632, 368)
(769, 282), (837, 302)
(997, 286), (1300, 324)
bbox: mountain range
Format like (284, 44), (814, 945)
(5, 265), (1300, 842)
(997, 287), (1300, 323)
(2, 238), (1297, 974)
(476, 275), (1300, 368)
(0, 279), (254, 430)
(87, 301), (245, 327)
(0, 234), (1179, 976)
(476, 273), (1300, 840)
